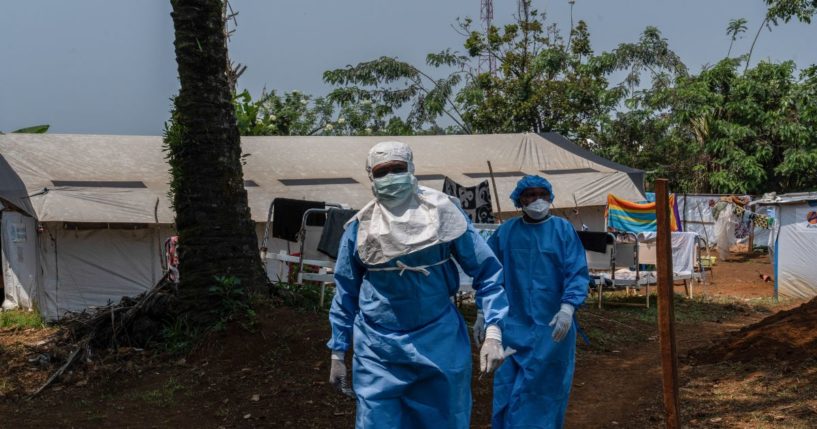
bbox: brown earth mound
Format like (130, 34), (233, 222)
(693, 297), (817, 364)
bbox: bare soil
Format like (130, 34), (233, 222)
(0, 252), (813, 428)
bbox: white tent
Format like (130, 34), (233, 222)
(750, 192), (817, 300)
(0, 132), (644, 319)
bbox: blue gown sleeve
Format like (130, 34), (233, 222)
(452, 221), (508, 327)
(486, 227), (502, 260)
(327, 221), (365, 352)
(560, 222), (590, 308)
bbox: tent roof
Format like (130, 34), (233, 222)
(0, 132), (644, 224)
(751, 191), (817, 206)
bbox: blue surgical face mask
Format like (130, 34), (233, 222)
(523, 198), (551, 221)
(372, 172), (417, 208)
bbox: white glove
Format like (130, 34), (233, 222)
(472, 310), (486, 345)
(548, 303), (574, 343)
(329, 351), (353, 397)
(479, 325), (504, 373)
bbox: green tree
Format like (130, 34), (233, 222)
(726, 18), (748, 58)
(458, 11), (624, 138)
(602, 58), (817, 194)
(0, 125), (49, 134)
(232, 88), (417, 136)
(167, 0), (267, 325)
(745, 0), (817, 72)
(323, 53), (471, 134)
(234, 89), (333, 136)
(322, 2), (685, 141)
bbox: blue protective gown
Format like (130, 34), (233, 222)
(487, 215), (589, 429)
(328, 219), (508, 429)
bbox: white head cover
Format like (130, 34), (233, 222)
(351, 141), (468, 265)
(365, 141), (416, 178)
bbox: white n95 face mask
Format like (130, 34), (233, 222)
(523, 198), (551, 220)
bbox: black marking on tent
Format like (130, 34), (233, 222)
(244, 180), (259, 187)
(541, 168), (598, 175)
(279, 177), (359, 186)
(52, 180), (147, 188)
(464, 171), (525, 179)
(415, 174), (446, 181)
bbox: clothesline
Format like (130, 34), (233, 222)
(723, 203), (774, 229)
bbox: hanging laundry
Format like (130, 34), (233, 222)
(442, 177), (495, 223)
(606, 194), (682, 233)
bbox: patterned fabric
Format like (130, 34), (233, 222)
(442, 177), (495, 223)
(606, 194), (682, 233)
(720, 203), (773, 230)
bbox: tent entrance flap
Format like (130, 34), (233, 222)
(2, 211), (38, 311)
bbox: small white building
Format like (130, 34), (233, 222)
(751, 192), (817, 300)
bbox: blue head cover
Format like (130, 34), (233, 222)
(510, 175), (554, 208)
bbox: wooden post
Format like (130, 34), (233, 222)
(655, 179), (681, 429)
(487, 161), (503, 223)
(747, 224), (755, 255)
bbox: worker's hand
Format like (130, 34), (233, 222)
(472, 310), (486, 345)
(479, 325), (504, 373)
(548, 303), (575, 342)
(329, 351), (354, 398)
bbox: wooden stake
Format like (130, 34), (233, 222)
(487, 161), (502, 223)
(655, 179), (681, 429)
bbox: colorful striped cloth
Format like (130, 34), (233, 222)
(607, 194), (682, 233)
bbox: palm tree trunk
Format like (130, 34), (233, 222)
(744, 16), (769, 73)
(169, 0), (267, 324)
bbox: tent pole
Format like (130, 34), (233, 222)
(487, 161), (502, 223)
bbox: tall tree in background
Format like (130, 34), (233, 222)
(725, 18), (748, 58)
(321, 1), (685, 141)
(168, 0), (267, 324)
(745, 0), (817, 72)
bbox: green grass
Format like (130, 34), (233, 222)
(586, 291), (776, 324)
(0, 309), (45, 329)
(132, 377), (186, 407)
(276, 280), (334, 313)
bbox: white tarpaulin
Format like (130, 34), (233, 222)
(752, 193), (817, 299)
(637, 231), (698, 277)
(35, 225), (168, 320)
(0, 132), (644, 224)
(2, 211), (38, 310)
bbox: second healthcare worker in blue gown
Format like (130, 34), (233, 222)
(480, 175), (589, 429)
(327, 141), (509, 428)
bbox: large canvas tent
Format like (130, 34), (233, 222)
(750, 192), (817, 300)
(0, 132), (643, 319)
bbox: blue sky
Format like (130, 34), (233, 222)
(1, 0), (815, 135)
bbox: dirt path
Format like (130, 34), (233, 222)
(565, 253), (784, 428)
(567, 310), (766, 428)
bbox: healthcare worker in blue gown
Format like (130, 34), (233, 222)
(327, 141), (509, 429)
(476, 175), (589, 429)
